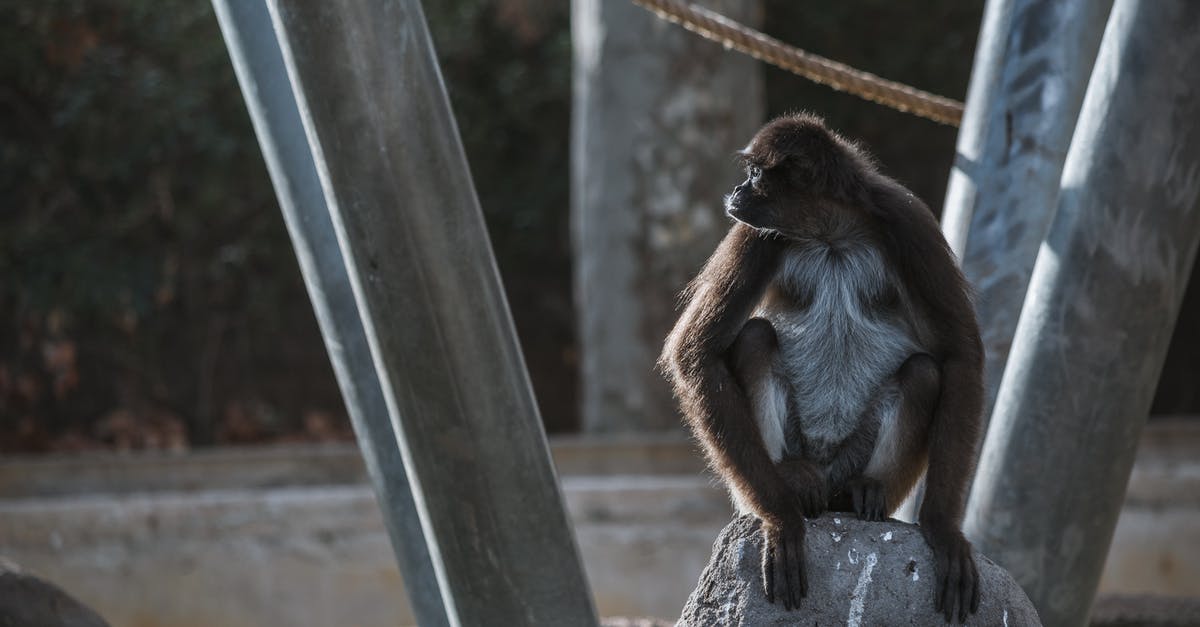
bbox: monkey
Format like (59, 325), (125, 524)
(661, 113), (983, 623)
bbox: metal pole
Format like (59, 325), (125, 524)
(942, 0), (1113, 419)
(209, 2), (448, 624)
(264, 1), (599, 625)
(965, 1), (1200, 625)
(898, 0), (1113, 524)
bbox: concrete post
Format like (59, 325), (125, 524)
(897, 0), (1113, 524)
(264, 1), (598, 625)
(942, 0), (1113, 419)
(965, 1), (1200, 624)
(210, 2), (446, 624)
(572, 0), (763, 432)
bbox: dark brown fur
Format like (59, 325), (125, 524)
(661, 113), (984, 622)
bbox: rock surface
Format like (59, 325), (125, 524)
(679, 514), (1041, 626)
(0, 559), (110, 627)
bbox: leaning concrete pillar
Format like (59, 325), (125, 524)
(210, 1), (447, 624)
(942, 0), (1113, 419)
(265, 1), (598, 624)
(965, 1), (1200, 625)
(571, 0), (763, 432)
(897, 0), (1113, 524)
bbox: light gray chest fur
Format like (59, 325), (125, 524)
(758, 235), (917, 460)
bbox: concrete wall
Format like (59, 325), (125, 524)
(0, 422), (1196, 625)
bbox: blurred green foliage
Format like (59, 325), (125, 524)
(1, 0), (311, 450)
(0, 0), (576, 450)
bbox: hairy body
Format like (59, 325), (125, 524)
(662, 114), (983, 622)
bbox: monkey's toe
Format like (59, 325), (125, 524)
(849, 477), (887, 522)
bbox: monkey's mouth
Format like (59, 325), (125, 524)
(724, 197), (762, 228)
(724, 192), (753, 219)
(723, 194), (739, 218)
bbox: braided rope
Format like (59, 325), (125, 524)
(631, 0), (965, 127)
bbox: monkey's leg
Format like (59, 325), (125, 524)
(829, 354), (940, 521)
(822, 413), (883, 516)
(729, 318), (826, 518)
(727, 318), (787, 463)
(727, 318), (817, 609)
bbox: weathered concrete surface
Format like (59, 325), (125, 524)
(0, 560), (110, 627)
(0, 477), (731, 627)
(680, 514), (1041, 626)
(0, 436), (706, 499)
(0, 423), (1195, 625)
(1090, 595), (1200, 627)
(1100, 423), (1200, 598)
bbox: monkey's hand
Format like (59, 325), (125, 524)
(847, 476), (887, 522)
(923, 525), (980, 624)
(761, 519), (807, 610)
(776, 458), (827, 518)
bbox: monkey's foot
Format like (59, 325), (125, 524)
(925, 528), (980, 624)
(760, 522), (807, 611)
(847, 477), (887, 522)
(776, 459), (827, 518)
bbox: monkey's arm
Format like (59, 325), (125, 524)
(662, 224), (799, 524)
(662, 225), (809, 609)
(872, 181), (983, 623)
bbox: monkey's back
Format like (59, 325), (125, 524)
(759, 235), (919, 465)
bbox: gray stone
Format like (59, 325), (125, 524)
(679, 514), (1041, 626)
(0, 560), (110, 627)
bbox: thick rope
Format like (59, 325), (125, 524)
(631, 0), (965, 127)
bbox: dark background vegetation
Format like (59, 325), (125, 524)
(2, 0), (1195, 453)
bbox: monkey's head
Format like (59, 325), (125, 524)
(725, 113), (875, 235)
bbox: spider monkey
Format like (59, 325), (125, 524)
(661, 113), (983, 623)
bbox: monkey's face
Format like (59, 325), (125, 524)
(724, 161), (809, 234)
(725, 164), (772, 228)
(726, 118), (857, 235)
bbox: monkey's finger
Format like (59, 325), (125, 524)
(762, 550), (774, 603)
(933, 550), (949, 612)
(970, 556), (981, 614)
(853, 485), (865, 519)
(943, 555), (962, 623)
(793, 527), (808, 599)
(761, 526), (777, 604)
(786, 530), (802, 607)
(942, 577), (955, 623)
(782, 554), (794, 611)
(774, 538), (790, 610)
(958, 553), (976, 622)
(806, 489), (823, 518)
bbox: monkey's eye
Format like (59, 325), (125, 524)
(747, 165), (763, 181)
